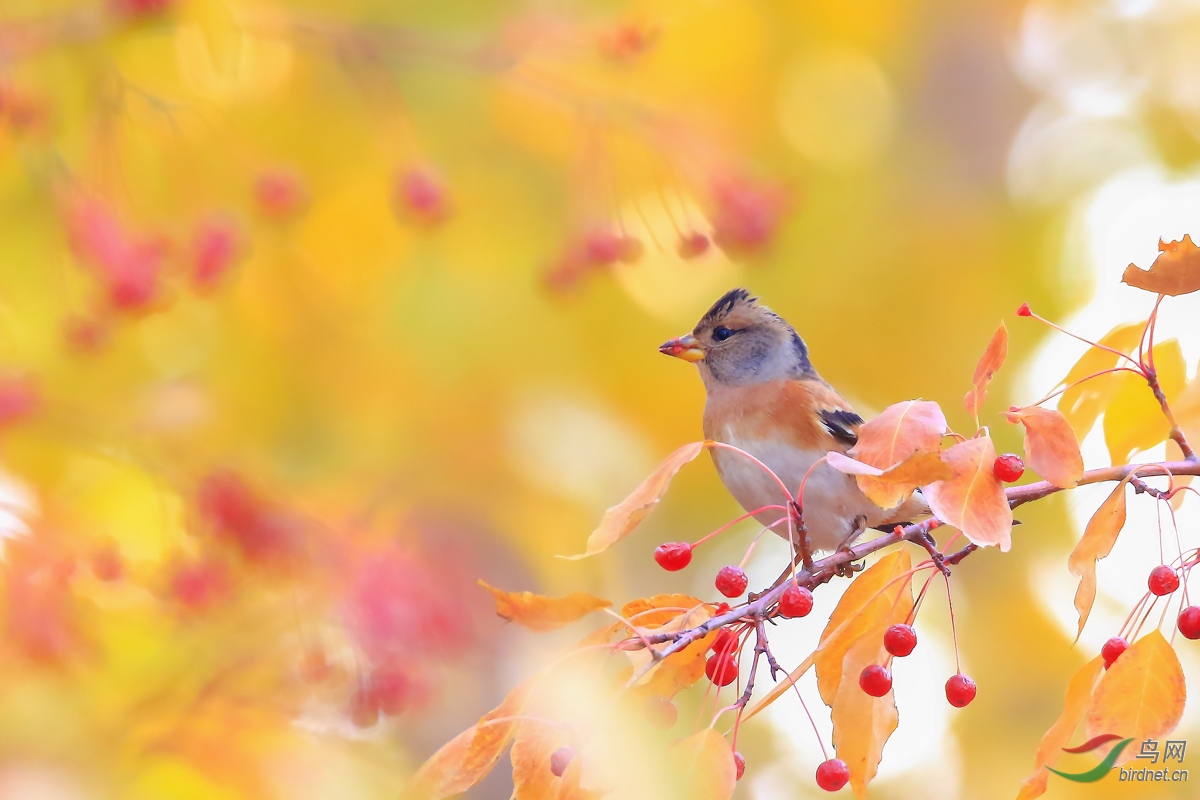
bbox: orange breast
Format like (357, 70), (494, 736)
(702, 378), (855, 454)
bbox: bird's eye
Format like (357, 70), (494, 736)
(712, 326), (735, 342)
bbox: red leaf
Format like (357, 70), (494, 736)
(964, 323), (1008, 417)
(1005, 407), (1084, 488)
(924, 434), (1013, 550)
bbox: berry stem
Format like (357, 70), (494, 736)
(691, 504), (788, 548)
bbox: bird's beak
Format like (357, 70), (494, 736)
(659, 334), (706, 362)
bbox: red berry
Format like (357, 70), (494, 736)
(191, 217), (240, 291)
(779, 584), (814, 618)
(815, 758), (850, 792)
(945, 674), (977, 708)
(677, 232), (710, 259)
(654, 542), (693, 571)
(550, 746), (575, 777)
(1179, 607), (1200, 640)
(993, 454), (1025, 482)
(1101, 636), (1129, 668)
(645, 696), (677, 730)
(715, 565), (748, 598)
(733, 751), (746, 781)
(859, 665), (892, 697)
(255, 169), (307, 221)
(1148, 565), (1180, 596)
(0, 376), (39, 425)
(884, 624), (917, 657)
(714, 602), (731, 615)
(1016, 302), (1032, 317)
(705, 652), (738, 687)
(583, 230), (623, 265)
(710, 628), (738, 657)
(395, 167), (450, 226)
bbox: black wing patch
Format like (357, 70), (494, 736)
(820, 409), (863, 447)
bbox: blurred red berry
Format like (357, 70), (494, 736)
(371, 666), (410, 715)
(110, 0), (174, 19)
(715, 565), (748, 598)
(63, 316), (109, 354)
(0, 376), (38, 426)
(733, 751), (746, 780)
(171, 560), (230, 611)
(617, 235), (644, 264)
(550, 746), (575, 777)
(993, 454), (1024, 482)
(709, 175), (788, 254)
(1101, 636), (1128, 668)
(945, 673), (977, 707)
(705, 652), (738, 687)
(654, 541), (692, 571)
(395, 167), (450, 226)
(255, 169), (307, 222)
(677, 231), (710, 259)
(192, 217), (240, 291)
(583, 230), (624, 266)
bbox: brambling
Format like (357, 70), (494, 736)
(659, 289), (928, 562)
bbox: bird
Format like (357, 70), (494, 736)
(658, 288), (927, 563)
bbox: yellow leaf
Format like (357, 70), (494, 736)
(409, 682), (530, 798)
(815, 550), (913, 705)
(1057, 322), (1145, 440)
(555, 757), (602, 800)
(827, 450), (953, 510)
(924, 434), (1014, 551)
(1014, 656), (1105, 800)
(964, 322), (1009, 417)
(1103, 340), (1186, 465)
(620, 597), (714, 697)
(561, 442), (707, 560)
(1121, 235), (1200, 296)
(1085, 631), (1186, 751)
(1005, 407), (1083, 488)
(831, 635), (899, 798)
(668, 729), (736, 800)
(510, 721), (572, 800)
(1067, 480), (1128, 639)
(478, 580), (611, 632)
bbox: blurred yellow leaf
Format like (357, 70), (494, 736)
(1103, 340), (1185, 465)
(478, 580), (611, 632)
(1057, 322), (1145, 440)
(1121, 235), (1200, 296)
(1014, 656), (1104, 800)
(1005, 406), (1083, 488)
(621, 596), (714, 697)
(964, 322), (1008, 418)
(1085, 631), (1186, 749)
(408, 681), (530, 799)
(511, 720), (572, 800)
(667, 729), (736, 800)
(924, 434), (1013, 551)
(561, 442), (707, 560)
(1067, 479), (1129, 640)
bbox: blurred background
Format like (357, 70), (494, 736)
(0, 0), (1199, 798)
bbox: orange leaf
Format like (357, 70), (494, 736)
(478, 580), (611, 632)
(827, 451), (953, 510)
(1121, 235), (1200, 296)
(815, 550), (913, 705)
(621, 597), (714, 697)
(667, 729), (737, 800)
(831, 635), (900, 798)
(1067, 479), (1128, 640)
(555, 757), (602, 800)
(1005, 407), (1083, 489)
(1085, 631), (1186, 751)
(561, 442), (707, 560)
(964, 322), (1009, 416)
(511, 720), (572, 800)
(408, 681), (530, 798)
(1102, 340), (1186, 465)
(923, 434), (1013, 550)
(1057, 322), (1145, 440)
(851, 400), (947, 470)
(1014, 656), (1105, 800)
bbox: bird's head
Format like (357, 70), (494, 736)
(658, 288), (815, 387)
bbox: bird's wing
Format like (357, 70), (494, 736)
(774, 378), (864, 453)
